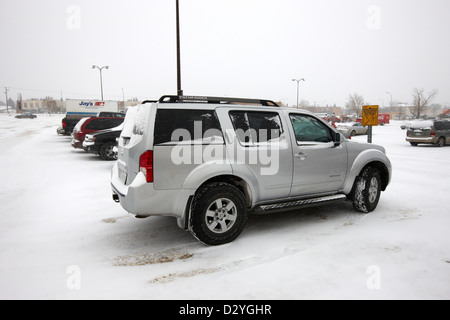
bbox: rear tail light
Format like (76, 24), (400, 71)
(431, 131), (435, 136)
(62, 121), (67, 128)
(139, 151), (154, 183)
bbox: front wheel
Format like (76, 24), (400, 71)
(190, 183), (247, 246)
(351, 167), (382, 213)
(100, 142), (117, 160)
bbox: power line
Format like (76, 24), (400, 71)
(1, 86), (140, 100)
(4, 87), (9, 113)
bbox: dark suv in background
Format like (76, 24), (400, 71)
(83, 125), (123, 160)
(71, 117), (124, 149)
(406, 119), (450, 147)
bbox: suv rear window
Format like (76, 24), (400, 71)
(74, 118), (89, 132)
(85, 118), (124, 130)
(154, 109), (223, 145)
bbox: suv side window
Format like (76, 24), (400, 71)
(154, 109), (223, 145)
(110, 118), (124, 127)
(229, 111), (283, 145)
(85, 119), (101, 130)
(86, 118), (115, 130)
(444, 122), (450, 130)
(434, 121), (442, 130)
(289, 114), (333, 143)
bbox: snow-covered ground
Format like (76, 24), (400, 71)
(0, 114), (449, 300)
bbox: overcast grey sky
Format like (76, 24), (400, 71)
(1, 0), (449, 107)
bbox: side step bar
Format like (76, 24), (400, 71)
(256, 194), (347, 213)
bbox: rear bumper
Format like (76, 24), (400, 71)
(71, 138), (83, 149)
(405, 136), (436, 144)
(110, 162), (192, 225)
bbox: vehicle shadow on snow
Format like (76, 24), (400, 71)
(101, 215), (201, 254)
(54, 136), (72, 143)
(69, 149), (110, 162)
(103, 201), (363, 256)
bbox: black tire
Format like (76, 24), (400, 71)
(190, 182), (247, 246)
(350, 130), (356, 136)
(410, 142), (419, 147)
(435, 137), (445, 147)
(351, 167), (382, 213)
(100, 142), (117, 160)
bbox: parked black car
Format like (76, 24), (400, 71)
(15, 112), (37, 119)
(82, 125), (122, 160)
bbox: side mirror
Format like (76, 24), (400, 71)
(333, 131), (341, 146)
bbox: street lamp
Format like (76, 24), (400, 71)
(292, 78), (305, 109)
(176, 0), (183, 96)
(385, 91), (393, 108)
(92, 65), (109, 100)
(121, 88), (125, 111)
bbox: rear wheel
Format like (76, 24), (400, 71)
(190, 183), (247, 246)
(410, 142), (419, 147)
(351, 167), (382, 213)
(350, 130), (356, 136)
(436, 137), (445, 147)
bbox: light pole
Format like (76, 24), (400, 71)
(92, 65), (109, 100)
(4, 87), (9, 114)
(121, 88), (125, 111)
(385, 91), (393, 107)
(292, 78), (305, 109)
(176, 0), (183, 96)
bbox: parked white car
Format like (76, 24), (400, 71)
(336, 122), (368, 136)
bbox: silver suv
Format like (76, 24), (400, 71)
(111, 95), (392, 245)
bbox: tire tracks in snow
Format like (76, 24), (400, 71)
(144, 211), (371, 285)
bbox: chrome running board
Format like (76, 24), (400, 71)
(256, 194), (347, 213)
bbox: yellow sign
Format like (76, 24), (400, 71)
(362, 105), (379, 126)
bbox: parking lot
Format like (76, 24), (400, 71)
(0, 113), (449, 299)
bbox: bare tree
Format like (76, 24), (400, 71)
(411, 88), (438, 119)
(43, 96), (58, 113)
(346, 93), (365, 117)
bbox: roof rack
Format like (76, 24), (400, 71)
(141, 100), (158, 104)
(158, 95), (280, 107)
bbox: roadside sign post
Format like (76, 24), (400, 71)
(362, 105), (379, 143)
